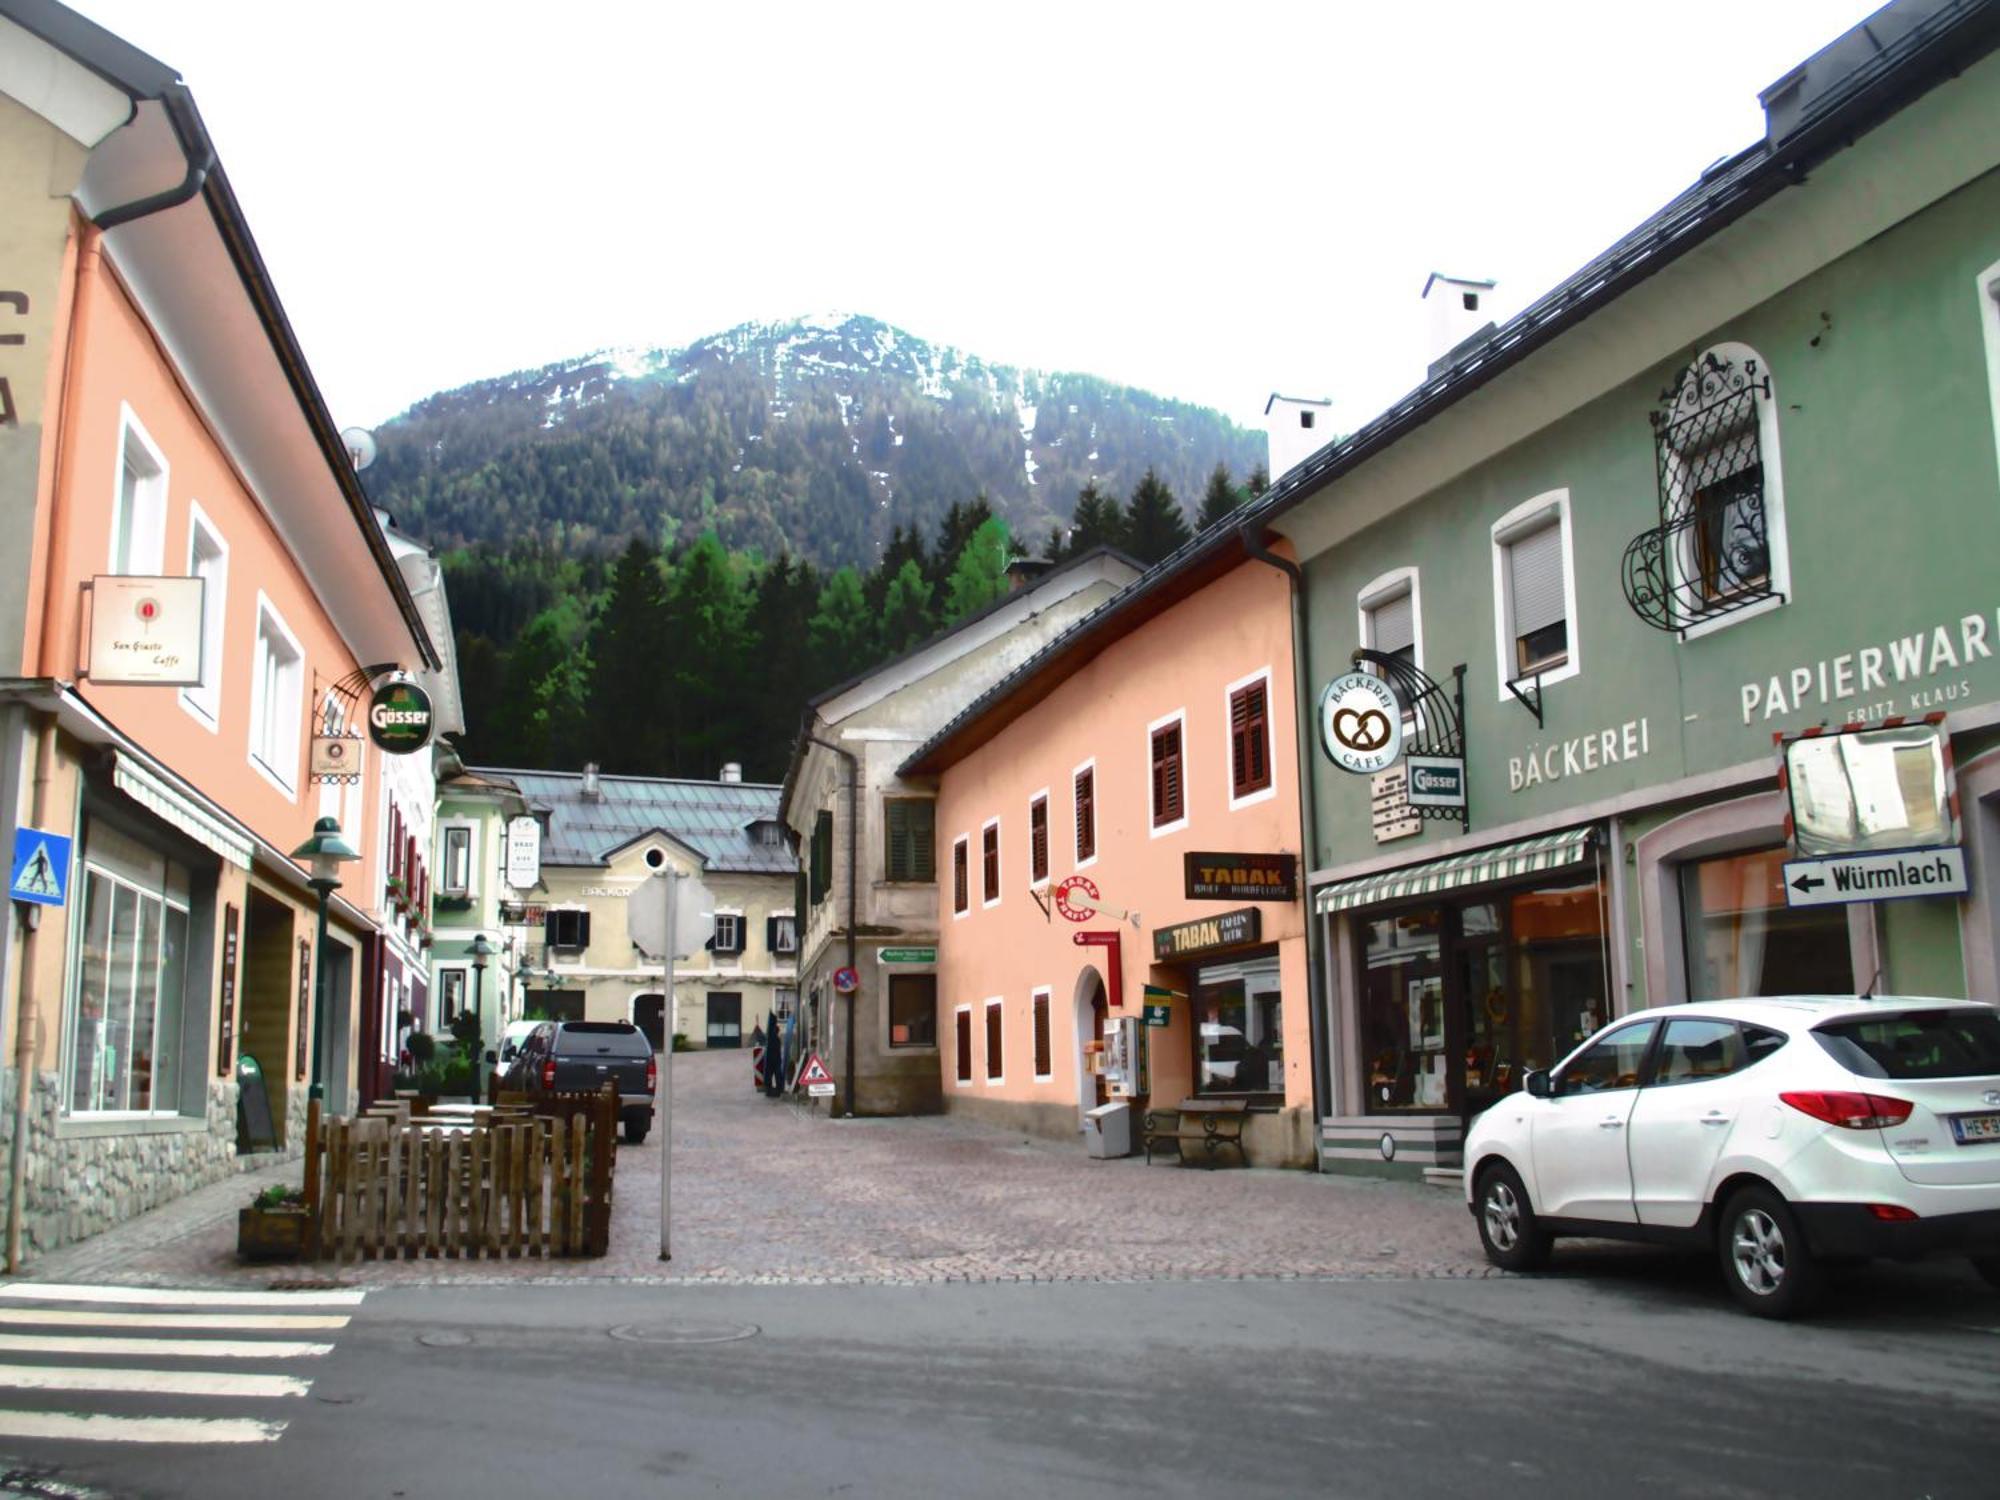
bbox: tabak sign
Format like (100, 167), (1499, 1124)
(1184, 852), (1297, 902)
(368, 678), (434, 754)
(1153, 907), (1261, 961)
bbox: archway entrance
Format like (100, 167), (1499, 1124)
(1071, 966), (1109, 1129)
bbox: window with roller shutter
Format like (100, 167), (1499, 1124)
(1366, 587), (1416, 665)
(1150, 718), (1185, 830)
(1228, 679), (1271, 800)
(1505, 518), (1569, 676)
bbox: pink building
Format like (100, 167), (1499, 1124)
(903, 545), (1316, 1166)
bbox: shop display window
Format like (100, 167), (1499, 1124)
(1192, 954), (1282, 1100)
(888, 974), (937, 1048)
(65, 827), (191, 1117)
(1679, 847), (1853, 999)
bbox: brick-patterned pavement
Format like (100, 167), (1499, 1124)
(16, 1052), (1491, 1288)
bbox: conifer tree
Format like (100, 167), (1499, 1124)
(1247, 463), (1270, 497)
(878, 559), (936, 653)
(1067, 480), (1125, 554)
(663, 532), (749, 777)
(808, 567), (873, 689)
(583, 538), (672, 772)
(1196, 463), (1243, 530)
(943, 516), (1012, 623)
(1120, 469), (1192, 565)
(927, 497), (996, 595)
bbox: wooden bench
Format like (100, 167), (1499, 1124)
(1141, 1098), (1249, 1167)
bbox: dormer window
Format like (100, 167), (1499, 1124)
(1462, 292), (1479, 312)
(1300, 410), (1316, 430)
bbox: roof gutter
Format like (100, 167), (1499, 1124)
(88, 84), (211, 230)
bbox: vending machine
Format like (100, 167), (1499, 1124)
(1099, 1016), (1148, 1100)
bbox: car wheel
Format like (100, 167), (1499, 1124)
(624, 1118), (650, 1145)
(1474, 1162), (1550, 1272)
(1971, 1255), (2000, 1292)
(1718, 1185), (1822, 1319)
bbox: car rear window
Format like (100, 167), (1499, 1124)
(1812, 1009), (2000, 1080)
(555, 1023), (651, 1057)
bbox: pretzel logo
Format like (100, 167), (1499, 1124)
(1332, 707), (1392, 752)
(1319, 671), (1404, 774)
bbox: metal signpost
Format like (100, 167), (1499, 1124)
(629, 869), (711, 1262)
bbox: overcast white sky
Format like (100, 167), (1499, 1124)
(70, 1), (1882, 438)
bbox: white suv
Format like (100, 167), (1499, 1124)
(1463, 996), (2000, 1317)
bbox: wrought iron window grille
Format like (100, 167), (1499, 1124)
(1621, 351), (1782, 634)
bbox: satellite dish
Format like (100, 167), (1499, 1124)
(340, 426), (378, 472)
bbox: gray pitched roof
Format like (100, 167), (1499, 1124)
(479, 768), (791, 875)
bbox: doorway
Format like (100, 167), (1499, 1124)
(706, 992), (743, 1049)
(237, 889), (295, 1151)
(1071, 966), (1108, 1129)
(633, 993), (666, 1052)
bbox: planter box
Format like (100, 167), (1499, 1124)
(237, 1206), (309, 1263)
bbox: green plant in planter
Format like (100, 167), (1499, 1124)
(671, 1032), (694, 1053)
(406, 1032), (437, 1066)
(252, 1184), (305, 1211)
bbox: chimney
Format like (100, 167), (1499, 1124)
(1263, 393), (1333, 484)
(1422, 272), (1497, 375)
(581, 762), (601, 800)
(719, 762), (743, 784)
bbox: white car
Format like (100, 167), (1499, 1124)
(1463, 996), (2000, 1317)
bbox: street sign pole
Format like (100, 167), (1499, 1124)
(658, 871), (676, 1262)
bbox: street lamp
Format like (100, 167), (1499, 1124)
(469, 932), (495, 1103)
(288, 816), (360, 1104)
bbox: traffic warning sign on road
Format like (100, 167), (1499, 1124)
(798, 1052), (837, 1097)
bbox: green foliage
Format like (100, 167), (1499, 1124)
(1064, 480), (1126, 558)
(1121, 468), (1192, 564)
(252, 1184), (304, 1210)
(878, 559), (936, 654)
(943, 517), (1012, 623)
(672, 1032), (694, 1052)
(1196, 463), (1244, 530)
(406, 1032), (436, 1065)
(809, 566), (873, 689)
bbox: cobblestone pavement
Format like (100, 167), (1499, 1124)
(16, 1052), (1492, 1288)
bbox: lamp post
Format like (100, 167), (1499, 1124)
(469, 932), (494, 1103)
(288, 817), (360, 1104)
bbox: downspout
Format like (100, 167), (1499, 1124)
(7, 714), (57, 1273)
(1238, 524), (1331, 1148)
(91, 85), (212, 232)
(806, 735), (859, 1116)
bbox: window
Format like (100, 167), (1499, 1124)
(888, 974), (936, 1048)
(441, 825), (473, 896)
(248, 595), (304, 795)
(809, 810), (833, 904)
(749, 820), (785, 848)
(1680, 847), (1853, 999)
(1491, 491), (1578, 697)
(1149, 714), (1186, 833)
(1073, 762), (1097, 866)
(1462, 291), (1479, 313)
(954, 1005), (973, 1084)
(1813, 1009), (2000, 1081)
(767, 912), (797, 955)
(545, 909), (591, 951)
(1300, 410), (1316, 430)
(981, 819), (1000, 908)
(952, 836), (969, 916)
(1358, 567), (1421, 668)
(1981, 258), (2000, 483)
(1193, 955), (1283, 1099)
(884, 798), (935, 883)
(1028, 793), (1049, 885)
(1226, 673), (1272, 804)
(711, 913), (744, 955)
(109, 405), (167, 575)
(1032, 989), (1052, 1080)
(1652, 1018), (1749, 1086)
(773, 987), (798, 1017)
(984, 998), (1004, 1083)
(1554, 1021), (1657, 1096)
(63, 827), (190, 1116)
(180, 504), (227, 726)
(438, 968), (466, 1024)
(706, 992), (742, 1048)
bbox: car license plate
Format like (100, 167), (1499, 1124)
(1948, 1111), (2000, 1145)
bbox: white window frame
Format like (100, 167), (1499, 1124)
(1356, 566), (1423, 671)
(1027, 787), (1051, 890)
(440, 821), (476, 897)
(952, 833), (971, 919)
(1071, 757), (1098, 871)
(953, 1001), (974, 1087)
(109, 403), (168, 576)
(1031, 985), (1054, 1082)
(60, 858), (192, 1119)
(983, 996), (1005, 1086)
(1977, 260), (2000, 514)
(247, 591), (304, 798)
(980, 816), (1002, 910)
(712, 910), (745, 956)
(177, 502), (228, 730)
(437, 967), (467, 1024)
(1222, 666), (1277, 812)
(1147, 708), (1189, 838)
(1664, 340), (1792, 642)
(1490, 489), (1581, 701)
(769, 908), (798, 955)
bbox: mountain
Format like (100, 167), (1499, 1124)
(360, 313), (1269, 568)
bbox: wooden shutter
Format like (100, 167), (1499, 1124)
(885, 800), (937, 883)
(1030, 797), (1048, 883)
(953, 839), (968, 914)
(1151, 723), (1184, 826)
(985, 1001), (1003, 1079)
(811, 810), (833, 903)
(981, 824), (1000, 903)
(1508, 521), (1566, 636)
(1074, 768), (1095, 861)
(1229, 680), (1271, 797)
(1033, 993), (1051, 1078)
(955, 1009), (972, 1081)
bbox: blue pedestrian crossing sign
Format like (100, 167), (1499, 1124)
(10, 827), (71, 907)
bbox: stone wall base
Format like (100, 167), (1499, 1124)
(945, 1094), (1318, 1169)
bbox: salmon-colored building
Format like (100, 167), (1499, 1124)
(903, 542), (1317, 1166)
(0, 2), (443, 1257)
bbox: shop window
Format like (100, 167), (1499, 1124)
(1029, 794), (1049, 885)
(440, 825), (473, 896)
(984, 998), (1004, 1082)
(180, 504), (228, 727)
(1227, 674), (1272, 803)
(65, 828), (191, 1117)
(954, 1005), (973, 1084)
(1679, 847), (1853, 999)
(952, 836), (969, 916)
(248, 595), (304, 795)
(109, 405), (168, 575)
(1193, 955), (1282, 1099)
(1073, 762), (1097, 865)
(888, 974), (936, 1048)
(884, 798), (935, 883)
(1149, 715), (1186, 833)
(1553, 1020), (1657, 1096)
(1032, 989), (1053, 1079)
(1490, 491), (1577, 698)
(981, 819), (1001, 908)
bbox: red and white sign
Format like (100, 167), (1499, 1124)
(799, 1053), (835, 1087)
(1054, 874), (1100, 923)
(831, 965), (860, 994)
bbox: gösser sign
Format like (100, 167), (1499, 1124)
(1319, 672), (1403, 775)
(368, 678), (434, 754)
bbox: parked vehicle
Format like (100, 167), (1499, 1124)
(1463, 996), (2000, 1318)
(500, 1020), (657, 1144)
(486, 1020), (542, 1103)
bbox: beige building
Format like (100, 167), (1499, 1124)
(492, 765), (795, 1049)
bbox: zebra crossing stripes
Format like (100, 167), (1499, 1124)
(0, 1282), (361, 1445)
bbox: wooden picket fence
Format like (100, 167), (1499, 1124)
(302, 1088), (619, 1261)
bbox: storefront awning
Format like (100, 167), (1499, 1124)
(1313, 827), (1596, 914)
(112, 752), (255, 871)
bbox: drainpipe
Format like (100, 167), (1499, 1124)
(1237, 523), (1332, 1143)
(7, 714), (57, 1274)
(806, 735), (859, 1117)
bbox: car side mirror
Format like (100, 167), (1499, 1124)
(1523, 1068), (1552, 1099)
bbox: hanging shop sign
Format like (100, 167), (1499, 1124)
(1054, 874), (1101, 922)
(1319, 671), (1403, 774)
(1783, 848), (1968, 908)
(367, 678), (434, 754)
(505, 815), (543, 890)
(1404, 756), (1466, 810)
(86, 575), (204, 686)
(1153, 907), (1261, 962)
(1184, 852), (1297, 903)
(310, 735), (363, 782)
(216, 903), (239, 1077)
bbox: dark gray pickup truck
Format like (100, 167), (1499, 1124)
(501, 1020), (656, 1143)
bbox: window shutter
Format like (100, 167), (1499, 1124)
(885, 800), (908, 882)
(1075, 769), (1095, 861)
(766, 916), (778, 953)
(1030, 797), (1048, 883)
(543, 911), (558, 948)
(981, 825), (999, 902)
(985, 1003), (1003, 1079)
(1229, 682), (1271, 797)
(953, 840), (968, 913)
(576, 911), (591, 950)
(1508, 521), (1566, 636)
(912, 802), (935, 883)
(1369, 590), (1415, 658)
(1033, 994), (1051, 1078)
(1152, 724), (1183, 825)
(955, 1009), (972, 1081)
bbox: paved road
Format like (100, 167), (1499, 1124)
(0, 1264), (1993, 1499)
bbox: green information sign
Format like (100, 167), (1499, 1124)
(1144, 1004), (1170, 1028)
(878, 946), (936, 965)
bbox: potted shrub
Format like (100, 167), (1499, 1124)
(237, 1183), (309, 1262)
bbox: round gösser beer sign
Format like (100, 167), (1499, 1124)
(367, 678), (434, 754)
(1319, 671), (1404, 775)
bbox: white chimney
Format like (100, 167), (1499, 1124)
(581, 762), (601, 800)
(1422, 273), (1497, 373)
(719, 762), (743, 784)
(1263, 394), (1333, 484)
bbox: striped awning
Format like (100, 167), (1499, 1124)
(112, 752), (255, 870)
(1313, 827), (1596, 914)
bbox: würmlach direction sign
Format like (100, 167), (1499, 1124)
(1783, 847), (1967, 908)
